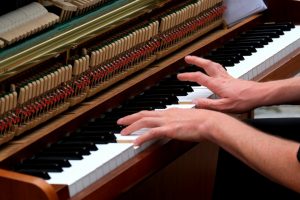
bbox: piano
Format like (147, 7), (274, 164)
(0, 0), (300, 199)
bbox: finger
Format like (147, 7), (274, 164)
(184, 55), (225, 77)
(177, 71), (209, 84)
(120, 117), (162, 136)
(193, 98), (231, 111)
(178, 71), (218, 90)
(134, 126), (169, 146)
(117, 110), (160, 125)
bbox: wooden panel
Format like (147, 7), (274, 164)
(70, 140), (200, 200)
(117, 142), (219, 200)
(0, 169), (58, 200)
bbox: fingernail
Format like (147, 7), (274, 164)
(133, 145), (140, 150)
(120, 129), (125, 135)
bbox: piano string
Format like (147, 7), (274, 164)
(0, 0), (225, 145)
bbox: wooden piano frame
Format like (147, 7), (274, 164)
(0, 0), (300, 199)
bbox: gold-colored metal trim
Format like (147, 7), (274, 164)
(0, 0), (170, 81)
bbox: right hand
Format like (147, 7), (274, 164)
(178, 55), (261, 113)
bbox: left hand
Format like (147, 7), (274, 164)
(117, 108), (221, 147)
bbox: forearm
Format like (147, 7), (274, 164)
(254, 76), (300, 107)
(206, 113), (300, 192)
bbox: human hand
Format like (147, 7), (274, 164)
(117, 108), (220, 147)
(178, 55), (261, 113)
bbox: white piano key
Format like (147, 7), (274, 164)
(116, 134), (139, 142)
(177, 86), (213, 103)
(166, 104), (195, 109)
(115, 128), (149, 142)
(227, 25), (300, 80)
(47, 133), (154, 197)
(47, 143), (132, 196)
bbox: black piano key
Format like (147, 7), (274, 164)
(26, 158), (72, 168)
(207, 59), (235, 66)
(104, 109), (140, 117)
(159, 78), (199, 87)
(156, 84), (194, 92)
(227, 40), (265, 48)
(89, 116), (119, 125)
(48, 145), (91, 155)
(138, 92), (179, 100)
(58, 141), (98, 150)
(37, 151), (84, 160)
(75, 129), (117, 139)
(143, 87), (188, 96)
(129, 104), (167, 110)
(248, 28), (284, 36)
(65, 137), (110, 144)
(159, 80), (196, 87)
(231, 38), (269, 46)
(15, 163), (63, 172)
(237, 35), (273, 42)
(69, 134), (116, 144)
(106, 107), (160, 117)
(123, 100), (167, 108)
(181, 64), (201, 72)
(133, 96), (178, 105)
(208, 52), (245, 61)
(54, 142), (98, 151)
(240, 31), (280, 38)
(222, 44), (257, 53)
(87, 122), (122, 131)
(79, 123), (119, 130)
(16, 169), (51, 180)
(256, 22), (294, 31)
(214, 47), (252, 56)
(205, 55), (240, 63)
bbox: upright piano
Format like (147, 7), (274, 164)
(0, 0), (300, 199)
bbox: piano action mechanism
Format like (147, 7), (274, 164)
(0, 0), (300, 199)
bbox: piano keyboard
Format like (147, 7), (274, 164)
(14, 22), (300, 197)
(179, 23), (300, 103)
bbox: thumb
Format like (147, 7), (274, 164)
(192, 98), (225, 111)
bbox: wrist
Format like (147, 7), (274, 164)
(201, 110), (232, 142)
(249, 81), (271, 108)
(257, 79), (296, 106)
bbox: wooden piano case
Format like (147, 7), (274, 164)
(0, 0), (300, 200)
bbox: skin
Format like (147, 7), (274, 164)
(117, 55), (300, 192)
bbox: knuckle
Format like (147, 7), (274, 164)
(138, 110), (149, 116)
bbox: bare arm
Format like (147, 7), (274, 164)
(118, 56), (300, 192)
(117, 108), (300, 192)
(179, 56), (300, 112)
(208, 112), (300, 193)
